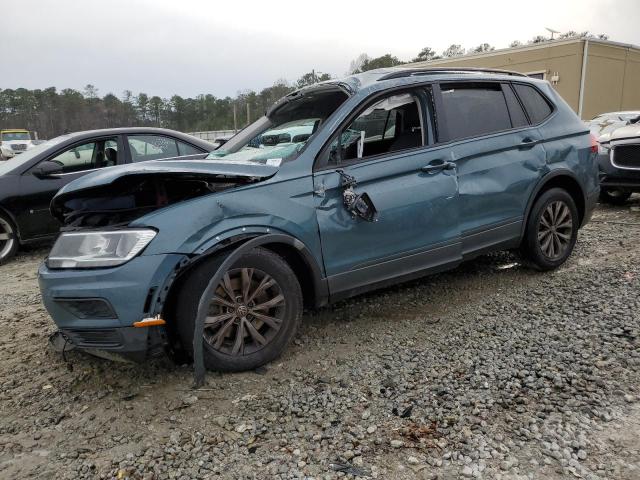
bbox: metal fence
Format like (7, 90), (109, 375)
(188, 130), (237, 142)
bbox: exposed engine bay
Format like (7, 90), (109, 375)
(53, 173), (263, 229)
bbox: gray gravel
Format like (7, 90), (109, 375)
(1, 199), (639, 479)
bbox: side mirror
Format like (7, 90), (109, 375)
(33, 161), (63, 179)
(343, 188), (378, 222)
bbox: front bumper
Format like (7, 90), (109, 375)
(597, 152), (640, 191)
(0, 148), (15, 159)
(38, 253), (187, 358)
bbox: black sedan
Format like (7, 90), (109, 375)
(0, 127), (217, 264)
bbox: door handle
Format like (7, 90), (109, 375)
(518, 138), (537, 149)
(421, 160), (455, 173)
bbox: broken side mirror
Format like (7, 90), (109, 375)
(336, 169), (378, 222)
(343, 187), (378, 222)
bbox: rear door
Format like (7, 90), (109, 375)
(435, 81), (547, 257)
(19, 136), (123, 238)
(313, 87), (461, 297)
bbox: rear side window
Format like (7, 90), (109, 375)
(440, 83), (511, 141)
(128, 135), (179, 162)
(177, 141), (204, 156)
(513, 84), (553, 124)
(503, 85), (529, 128)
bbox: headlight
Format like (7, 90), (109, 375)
(598, 142), (610, 155)
(47, 229), (157, 268)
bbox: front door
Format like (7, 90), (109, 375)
(313, 88), (461, 297)
(18, 136), (121, 238)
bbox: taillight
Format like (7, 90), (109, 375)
(590, 134), (598, 154)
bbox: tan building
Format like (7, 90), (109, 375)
(409, 38), (640, 120)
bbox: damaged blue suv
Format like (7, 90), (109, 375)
(39, 68), (599, 376)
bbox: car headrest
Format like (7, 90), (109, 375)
(104, 147), (118, 164)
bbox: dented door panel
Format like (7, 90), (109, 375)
(313, 147), (461, 293)
(451, 128), (547, 256)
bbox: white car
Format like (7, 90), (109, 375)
(0, 129), (38, 160)
(587, 111), (640, 139)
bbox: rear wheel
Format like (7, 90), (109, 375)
(522, 188), (578, 271)
(176, 247), (302, 372)
(599, 188), (631, 206)
(0, 215), (18, 266)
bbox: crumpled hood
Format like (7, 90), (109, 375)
(51, 158), (280, 222)
(54, 158), (279, 198)
(601, 124), (640, 143)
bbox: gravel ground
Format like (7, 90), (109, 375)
(1, 200), (639, 480)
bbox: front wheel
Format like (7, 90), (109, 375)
(176, 247), (302, 372)
(599, 188), (631, 206)
(521, 188), (579, 271)
(0, 215), (19, 266)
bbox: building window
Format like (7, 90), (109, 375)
(526, 71), (546, 80)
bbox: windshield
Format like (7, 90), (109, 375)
(1, 132), (30, 141)
(0, 135), (69, 176)
(206, 87), (349, 165)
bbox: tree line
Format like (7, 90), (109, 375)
(1, 31), (608, 139)
(0, 71), (330, 139)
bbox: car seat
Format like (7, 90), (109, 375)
(389, 106), (422, 151)
(104, 147), (118, 167)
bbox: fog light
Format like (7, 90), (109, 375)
(55, 298), (117, 319)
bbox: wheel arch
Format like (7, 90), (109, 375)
(0, 204), (21, 242)
(165, 233), (327, 386)
(161, 232), (328, 361)
(522, 170), (587, 238)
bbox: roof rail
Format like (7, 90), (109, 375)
(377, 67), (527, 81)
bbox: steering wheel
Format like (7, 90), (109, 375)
(50, 160), (65, 166)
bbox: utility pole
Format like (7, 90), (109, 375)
(246, 103), (250, 126)
(233, 104), (237, 132)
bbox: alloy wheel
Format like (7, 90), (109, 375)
(203, 268), (286, 356)
(537, 200), (573, 260)
(0, 217), (16, 261)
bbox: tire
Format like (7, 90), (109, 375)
(521, 188), (579, 271)
(0, 214), (19, 266)
(176, 247), (302, 372)
(599, 188), (631, 206)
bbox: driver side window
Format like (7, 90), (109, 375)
(48, 138), (118, 173)
(329, 92), (424, 165)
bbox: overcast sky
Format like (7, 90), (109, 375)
(2, 0), (639, 99)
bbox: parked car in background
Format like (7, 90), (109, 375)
(0, 127), (216, 264)
(596, 118), (640, 204)
(212, 137), (230, 149)
(38, 68), (598, 375)
(587, 111), (640, 138)
(0, 129), (38, 160)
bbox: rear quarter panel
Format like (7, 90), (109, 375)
(536, 83), (599, 198)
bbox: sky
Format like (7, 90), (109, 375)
(2, 0), (639, 99)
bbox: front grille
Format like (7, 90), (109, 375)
(62, 328), (122, 348)
(11, 144), (27, 151)
(612, 144), (640, 169)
